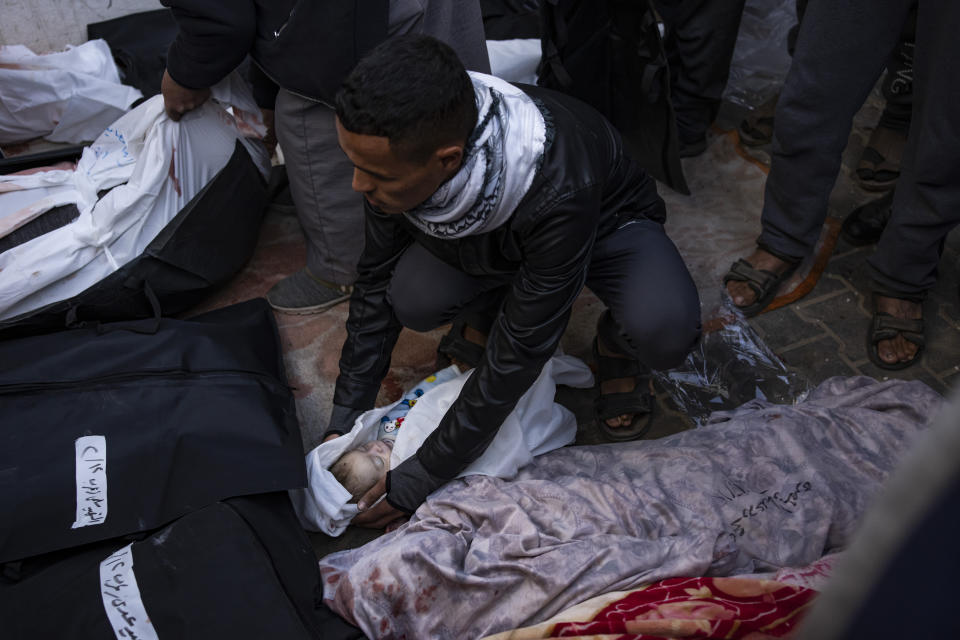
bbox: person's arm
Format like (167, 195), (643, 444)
(159, 0), (258, 119)
(328, 205), (413, 436)
(385, 192), (600, 513)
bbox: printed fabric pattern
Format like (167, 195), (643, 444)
(549, 576), (817, 639)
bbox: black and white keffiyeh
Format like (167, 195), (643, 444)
(402, 72), (546, 239)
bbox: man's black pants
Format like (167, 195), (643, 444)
(387, 219), (702, 371)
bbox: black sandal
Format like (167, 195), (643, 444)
(593, 325), (654, 442)
(856, 126), (905, 192)
(723, 258), (798, 317)
(867, 311), (924, 370)
(738, 94), (778, 147)
(436, 316), (486, 370)
(841, 191), (893, 246)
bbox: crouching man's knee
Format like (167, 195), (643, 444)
(614, 305), (701, 371)
(387, 277), (446, 332)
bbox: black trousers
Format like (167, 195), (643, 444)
(387, 219), (702, 371)
(790, 0), (916, 133)
(760, 0), (959, 298)
(655, 0), (746, 143)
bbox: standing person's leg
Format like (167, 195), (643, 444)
(655, 0), (747, 156)
(725, 0), (913, 314)
(270, 90), (364, 313)
(867, 0), (960, 368)
(586, 219), (701, 439)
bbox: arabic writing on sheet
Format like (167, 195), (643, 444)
(714, 477), (814, 538)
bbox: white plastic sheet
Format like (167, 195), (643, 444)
(487, 38), (542, 85)
(293, 354), (594, 536)
(0, 39), (143, 145)
(0, 75), (269, 320)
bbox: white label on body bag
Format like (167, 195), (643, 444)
(99, 544), (160, 639)
(72, 435), (108, 528)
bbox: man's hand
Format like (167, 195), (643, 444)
(351, 475), (408, 530)
(161, 69), (211, 121)
(322, 433), (341, 443)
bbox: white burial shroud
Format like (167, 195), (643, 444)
(0, 77), (269, 321)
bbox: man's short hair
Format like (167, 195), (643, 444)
(335, 34), (478, 162)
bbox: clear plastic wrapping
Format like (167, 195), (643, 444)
(723, 0), (797, 110)
(655, 300), (810, 425)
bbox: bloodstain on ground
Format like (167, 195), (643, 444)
(380, 371), (404, 404)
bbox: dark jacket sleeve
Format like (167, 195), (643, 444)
(249, 62), (280, 110)
(332, 205), (413, 413)
(161, 0), (258, 89)
(386, 188), (600, 513)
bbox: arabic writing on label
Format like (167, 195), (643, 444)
(99, 545), (159, 640)
(72, 435), (108, 529)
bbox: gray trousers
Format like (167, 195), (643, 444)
(274, 92), (359, 286)
(759, 0), (959, 298)
(272, 0), (490, 287)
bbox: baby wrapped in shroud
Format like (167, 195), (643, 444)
(292, 354), (594, 535)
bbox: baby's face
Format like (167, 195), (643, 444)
(346, 439), (394, 489)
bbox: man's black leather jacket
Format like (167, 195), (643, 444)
(333, 84), (666, 513)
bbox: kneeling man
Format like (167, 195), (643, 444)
(328, 35), (701, 527)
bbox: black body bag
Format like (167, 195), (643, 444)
(0, 493), (363, 640)
(0, 299), (305, 563)
(0, 140), (267, 341)
(86, 9), (179, 99)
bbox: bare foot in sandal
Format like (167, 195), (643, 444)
(874, 295), (922, 366)
(856, 126), (906, 192)
(725, 248), (793, 309)
(595, 335), (655, 439)
(596, 336), (638, 428)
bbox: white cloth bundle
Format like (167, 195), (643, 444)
(0, 75), (269, 320)
(0, 39), (143, 145)
(293, 354), (595, 536)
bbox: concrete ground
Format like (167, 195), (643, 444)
(192, 90), (960, 558)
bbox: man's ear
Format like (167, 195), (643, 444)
(436, 144), (464, 173)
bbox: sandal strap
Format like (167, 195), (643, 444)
(723, 258), (780, 298)
(858, 145), (885, 167)
(870, 312), (925, 346)
(595, 388), (653, 421)
(437, 317), (485, 368)
(595, 349), (642, 380)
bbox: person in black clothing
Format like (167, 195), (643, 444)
(326, 35), (701, 528)
(158, 0), (489, 314)
(724, 0), (959, 370)
(655, 0), (747, 157)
